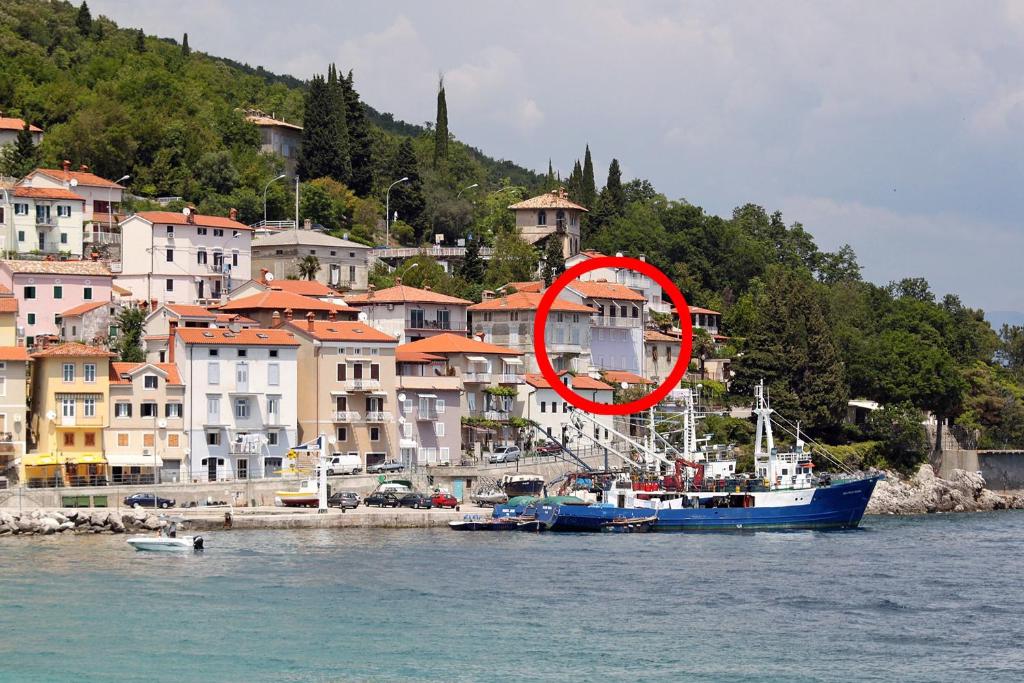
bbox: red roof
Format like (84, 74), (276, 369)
(30, 168), (123, 189)
(501, 281), (544, 293)
(268, 280), (336, 297)
(568, 279), (647, 302)
(164, 304), (217, 319)
(175, 328), (299, 346)
(60, 301), (107, 317)
(346, 284), (472, 306)
(689, 306), (721, 315)
(0, 117), (41, 133)
(218, 290), (355, 313)
(131, 211), (251, 231)
(523, 372), (613, 391)
(508, 190), (588, 212)
(109, 362), (183, 385)
(397, 333), (522, 357)
(396, 350), (446, 364)
(644, 330), (680, 343)
(601, 370), (654, 385)
(577, 250), (607, 259)
(31, 342), (115, 358)
(285, 320), (397, 343)
(13, 186), (85, 201)
(468, 292), (593, 313)
(0, 297), (17, 313)
(0, 346), (30, 361)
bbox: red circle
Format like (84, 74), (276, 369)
(533, 256), (693, 415)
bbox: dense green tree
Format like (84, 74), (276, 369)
(342, 70), (373, 196)
(433, 74), (448, 169)
(298, 255), (321, 280)
(325, 64), (351, 183)
(116, 306), (146, 362)
(297, 74), (342, 181)
(540, 235), (565, 286)
(388, 138), (425, 235)
(0, 122), (40, 177)
(818, 244), (862, 284)
(134, 28), (145, 52)
(484, 229), (538, 288)
(194, 151), (239, 196)
(604, 158), (625, 214)
(458, 234), (485, 284)
(181, 32), (190, 57)
(865, 404), (930, 471)
(581, 144), (596, 208)
(75, 1), (91, 36)
(999, 325), (1024, 376)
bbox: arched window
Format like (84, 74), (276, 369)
(537, 210), (547, 226)
(556, 210), (566, 230)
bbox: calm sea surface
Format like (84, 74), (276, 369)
(1, 512), (1023, 682)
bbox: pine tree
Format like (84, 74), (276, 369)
(800, 290), (848, 432)
(541, 235), (566, 286)
(581, 144), (596, 208)
(390, 138), (425, 236)
(297, 70), (349, 182)
(75, 2), (92, 36)
(459, 234), (485, 283)
(605, 158), (625, 215)
(134, 29), (145, 53)
(5, 122), (40, 177)
(343, 70), (373, 196)
(181, 33), (190, 57)
(433, 74), (449, 169)
(326, 64), (351, 183)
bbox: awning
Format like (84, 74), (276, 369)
(502, 357), (523, 365)
(399, 439), (418, 449)
(64, 453), (106, 465)
(371, 390), (388, 396)
(418, 394), (437, 399)
(105, 453), (164, 467)
(22, 453), (61, 467)
(467, 356), (488, 363)
(329, 391), (349, 396)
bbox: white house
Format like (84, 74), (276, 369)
(0, 115), (42, 148)
(172, 325), (299, 482)
(117, 208), (252, 306)
(345, 281), (472, 345)
(562, 279), (646, 375)
(518, 372), (616, 450)
(3, 186), (85, 256)
(566, 250), (672, 315)
(21, 164), (126, 250)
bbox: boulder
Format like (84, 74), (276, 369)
(63, 510), (79, 522)
(16, 519), (34, 533)
(38, 517), (60, 535)
(0, 511), (15, 527)
(57, 521), (75, 532)
(50, 511), (68, 525)
(142, 515), (162, 530)
(89, 512), (107, 527)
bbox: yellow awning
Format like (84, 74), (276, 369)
(22, 453), (61, 467)
(64, 453), (106, 465)
(105, 453), (163, 467)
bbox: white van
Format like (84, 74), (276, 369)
(326, 453), (362, 475)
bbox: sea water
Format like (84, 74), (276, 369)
(1, 512), (1023, 682)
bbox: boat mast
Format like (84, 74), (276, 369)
(753, 380), (777, 486)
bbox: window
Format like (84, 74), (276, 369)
(206, 431), (221, 446)
(26, 313), (35, 325)
(267, 431), (279, 446)
(197, 250), (207, 265)
(63, 363), (75, 382)
(84, 364), (96, 383)
(14, 203), (28, 216)
(467, 393), (476, 411)
(60, 399), (75, 420)
(168, 433), (180, 447)
(213, 229), (224, 237)
(232, 252), (238, 267)
(80, 432), (94, 447)
(166, 403), (182, 418)
(236, 362), (248, 385)
(141, 403), (158, 418)
(403, 422), (413, 438)
(370, 363), (380, 380)
(144, 374), (158, 389)
(370, 426), (380, 441)
(336, 427), (347, 442)
(165, 279), (174, 292)
(115, 402), (131, 418)
(410, 309), (425, 328)
(17, 231), (24, 242)
(268, 363), (280, 386)
(269, 350), (278, 358)
(336, 363), (346, 381)
(60, 233), (68, 244)
(24, 286), (35, 300)
(63, 432), (75, 447)
(537, 210), (547, 225)
(402, 398), (412, 413)
(166, 248), (174, 262)
(540, 401), (546, 413)
(234, 398), (250, 419)
(84, 397), (96, 417)
(563, 402), (568, 413)
(208, 362), (220, 385)
(117, 433), (129, 447)
(237, 349), (247, 358)
(207, 395), (220, 417)
(268, 396), (279, 416)
(435, 422), (445, 437)
(198, 227), (208, 236)
(436, 399), (445, 414)
(209, 349), (219, 357)
(83, 287), (92, 300)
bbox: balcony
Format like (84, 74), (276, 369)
(59, 415), (104, 428)
(463, 372), (492, 383)
(484, 410), (509, 421)
(545, 342), (584, 353)
(416, 410), (438, 421)
(364, 411), (393, 423)
(591, 315), (640, 328)
(406, 319), (463, 332)
(344, 378), (381, 392)
(497, 374), (523, 384)
(332, 411), (360, 422)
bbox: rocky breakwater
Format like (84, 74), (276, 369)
(867, 464), (1024, 515)
(0, 507), (170, 536)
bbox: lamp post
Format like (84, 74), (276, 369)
(109, 175), (130, 244)
(262, 174), (286, 224)
(385, 177), (409, 247)
(457, 183), (479, 199)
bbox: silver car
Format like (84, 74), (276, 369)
(487, 446), (521, 463)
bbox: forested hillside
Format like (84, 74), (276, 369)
(2, 0), (1024, 464)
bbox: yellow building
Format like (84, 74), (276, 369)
(25, 341), (114, 487)
(0, 285), (18, 346)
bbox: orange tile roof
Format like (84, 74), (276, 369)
(1, 260), (111, 276)
(502, 281), (544, 293)
(109, 362), (183, 385)
(213, 313), (257, 325)
(644, 330), (680, 343)
(396, 350), (446, 364)
(397, 333), (522, 357)
(345, 284), (472, 306)
(508, 190), (588, 212)
(165, 304), (217, 319)
(60, 301), (107, 317)
(175, 328), (299, 346)
(31, 341), (115, 358)
(218, 290), (355, 313)
(131, 211), (251, 231)
(0, 117), (42, 133)
(568, 279), (647, 302)
(601, 370), (654, 385)
(268, 279), (335, 297)
(13, 186), (85, 201)
(0, 298), (17, 313)
(0, 346), (30, 361)
(31, 168), (123, 189)
(112, 284), (133, 296)
(468, 291), (593, 313)
(689, 305), (721, 315)
(284, 320), (397, 343)
(577, 250), (607, 259)
(245, 114), (303, 131)
(523, 372), (613, 391)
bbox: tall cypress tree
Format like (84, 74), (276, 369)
(326, 64), (351, 183)
(75, 2), (92, 36)
(297, 75), (332, 180)
(434, 74), (448, 169)
(605, 158), (625, 215)
(181, 33), (190, 57)
(343, 70), (373, 196)
(581, 144), (596, 208)
(459, 234), (485, 283)
(546, 159), (555, 190)
(134, 29), (146, 52)
(7, 122), (40, 177)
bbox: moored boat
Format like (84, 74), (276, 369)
(274, 479), (323, 507)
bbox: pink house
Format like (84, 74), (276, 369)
(0, 260), (113, 347)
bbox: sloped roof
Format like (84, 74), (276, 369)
(1, 260), (112, 276)
(0, 346), (30, 361)
(0, 297), (17, 313)
(285, 320), (397, 343)
(644, 330), (680, 343)
(523, 372), (613, 391)
(31, 342), (115, 358)
(30, 168), (123, 189)
(130, 211), (250, 231)
(0, 117), (42, 133)
(13, 186), (85, 201)
(252, 230), (368, 249)
(245, 114), (303, 131)
(175, 328), (299, 346)
(501, 281), (544, 293)
(109, 362), (183, 385)
(397, 333), (522, 357)
(689, 305), (721, 315)
(268, 279), (335, 297)
(346, 284), (472, 306)
(468, 291), (593, 313)
(396, 350), (446, 364)
(60, 301), (108, 317)
(601, 370), (654, 386)
(218, 290), (355, 313)
(508, 190), (588, 212)
(165, 304), (218, 319)
(567, 279), (647, 302)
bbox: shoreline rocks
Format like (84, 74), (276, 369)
(867, 464), (1024, 515)
(0, 507), (168, 537)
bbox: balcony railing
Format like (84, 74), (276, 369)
(591, 315), (640, 328)
(484, 410), (509, 421)
(416, 410), (438, 421)
(60, 415), (104, 427)
(364, 411), (393, 423)
(344, 379), (381, 392)
(84, 230), (121, 244)
(545, 342), (583, 353)
(406, 319), (462, 331)
(333, 411), (360, 422)
(463, 372), (492, 383)
(497, 374), (523, 384)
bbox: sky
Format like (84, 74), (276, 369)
(87, 0), (1024, 315)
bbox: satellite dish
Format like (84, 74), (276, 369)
(397, 393), (406, 402)
(357, 311), (368, 322)
(264, 272), (275, 282)
(398, 417), (406, 425)
(157, 419), (168, 429)
(181, 206), (190, 215)
(69, 178), (78, 187)
(46, 410), (56, 421)
(620, 382), (629, 390)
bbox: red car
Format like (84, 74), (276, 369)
(432, 492), (459, 509)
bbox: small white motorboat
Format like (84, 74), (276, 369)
(126, 535), (204, 552)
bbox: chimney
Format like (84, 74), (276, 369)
(475, 332), (486, 343)
(62, 160), (71, 172)
(79, 164), (89, 173)
(260, 268), (270, 284)
(367, 284), (375, 299)
(639, 254), (646, 262)
(328, 309), (337, 321)
(423, 285), (432, 292)
(229, 208), (238, 221)
(186, 206), (196, 225)
(271, 311), (282, 327)
(304, 218), (312, 230)
(168, 319), (178, 365)
(284, 308), (293, 321)
(306, 311), (315, 331)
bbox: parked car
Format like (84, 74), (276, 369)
(123, 493), (175, 509)
(535, 441), (562, 455)
(399, 492), (434, 509)
(366, 460), (405, 474)
(431, 492), (458, 509)
(487, 446), (522, 464)
(326, 454), (363, 476)
(364, 491), (400, 508)
(328, 491), (361, 509)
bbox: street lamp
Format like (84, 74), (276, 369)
(457, 183), (479, 199)
(385, 177), (409, 247)
(263, 174), (287, 224)
(109, 175), (130, 241)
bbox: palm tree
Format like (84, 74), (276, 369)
(297, 255), (321, 281)
(692, 328), (716, 379)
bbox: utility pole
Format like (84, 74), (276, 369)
(294, 175), (300, 230)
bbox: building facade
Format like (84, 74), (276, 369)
(644, 330), (680, 383)
(250, 230), (371, 291)
(563, 279), (646, 374)
(394, 349), (462, 466)
(565, 250), (672, 315)
(346, 282), (472, 344)
(518, 373), (616, 451)
(0, 115), (43, 148)
(246, 111), (303, 177)
(0, 347), (30, 479)
(22, 164), (126, 252)
(509, 188), (586, 258)
(5, 186), (85, 256)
